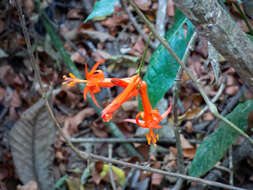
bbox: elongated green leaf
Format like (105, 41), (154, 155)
(190, 100), (253, 177)
(84, 0), (119, 22)
(143, 10), (194, 108)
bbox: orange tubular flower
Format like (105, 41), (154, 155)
(63, 59), (115, 108)
(83, 59), (115, 108)
(102, 75), (141, 122)
(135, 81), (172, 146)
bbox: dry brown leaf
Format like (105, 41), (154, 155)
(181, 95), (193, 111)
(245, 88), (253, 100)
(61, 27), (78, 41)
(170, 135), (195, 159)
(134, 0), (151, 11)
(195, 38), (208, 58)
(13, 75), (24, 86)
(203, 112), (215, 121)
(72, 108), (95, 127)
(93, 161), (104, 184)
(24, 0), (34, 15)
(225, 67), (236, 75)
(130, 37), (146, 57)
(167, 0), (174, 17)
(182, 148), (196, 159)
(226, 75), (235, 86)
(0, 65), (13, 81)
(225, 85), (239, 96)
(95, 49), (111, 60)
(101, 9), (128, 32)
(182, 71), (190, 83)
(170, 146), (196, 159)
(79, 29), (115, 42)
(136, 144), (150, 161)
(67, 8), (83, 19)
(55, 150), (64, 161)
(169, 147), (177, 156)
(61, 108), (95, 140)
(9, 106), (18, 121)
(165, 160), (176, 169)
(62, 118), (72, 140)
(10, 90), (22, 108)
(56, 85), (81, 107)
(184, 106), (202, 120)
(180, 135), (194, 149)
(203, 85), (218, 97)
(236, 19), (251, 33)
(91, 122), (109, 138)
(185, 121), (194, 133)
(191, 93), (203, 106)
(17, 181), (38, 190)
(151, 173), (163, 186)
(71, 48), (87, 64)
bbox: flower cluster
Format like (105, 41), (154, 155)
(63, 60), (172, 146)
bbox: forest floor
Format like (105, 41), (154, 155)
(0, 0), (253, 190)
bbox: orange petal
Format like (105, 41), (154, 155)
(161, 104), (172, 120)
(101, 75), (141, 121)
(85, 63), (89, 78)
(83, 86), (89, 101)
(89, 59), (105, 76)
(90, 91), (100, 108)
(136, 112), (146, 128)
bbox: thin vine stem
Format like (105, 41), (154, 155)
(137, 33), (152, 76)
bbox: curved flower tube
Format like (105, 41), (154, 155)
(102, 75), (141, 122)
(135, 81), (172, 146)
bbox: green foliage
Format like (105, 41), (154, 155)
(142, 10), (194, 108)
(84, 0), (119, 22)
(189, 100), (253, 177)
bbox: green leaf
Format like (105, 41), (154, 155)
(84, 0), (119, 22)
(189, 100), (253, 177)
(143, 10), (194, 108)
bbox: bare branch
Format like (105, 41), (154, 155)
(174, 0), (253, 89)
